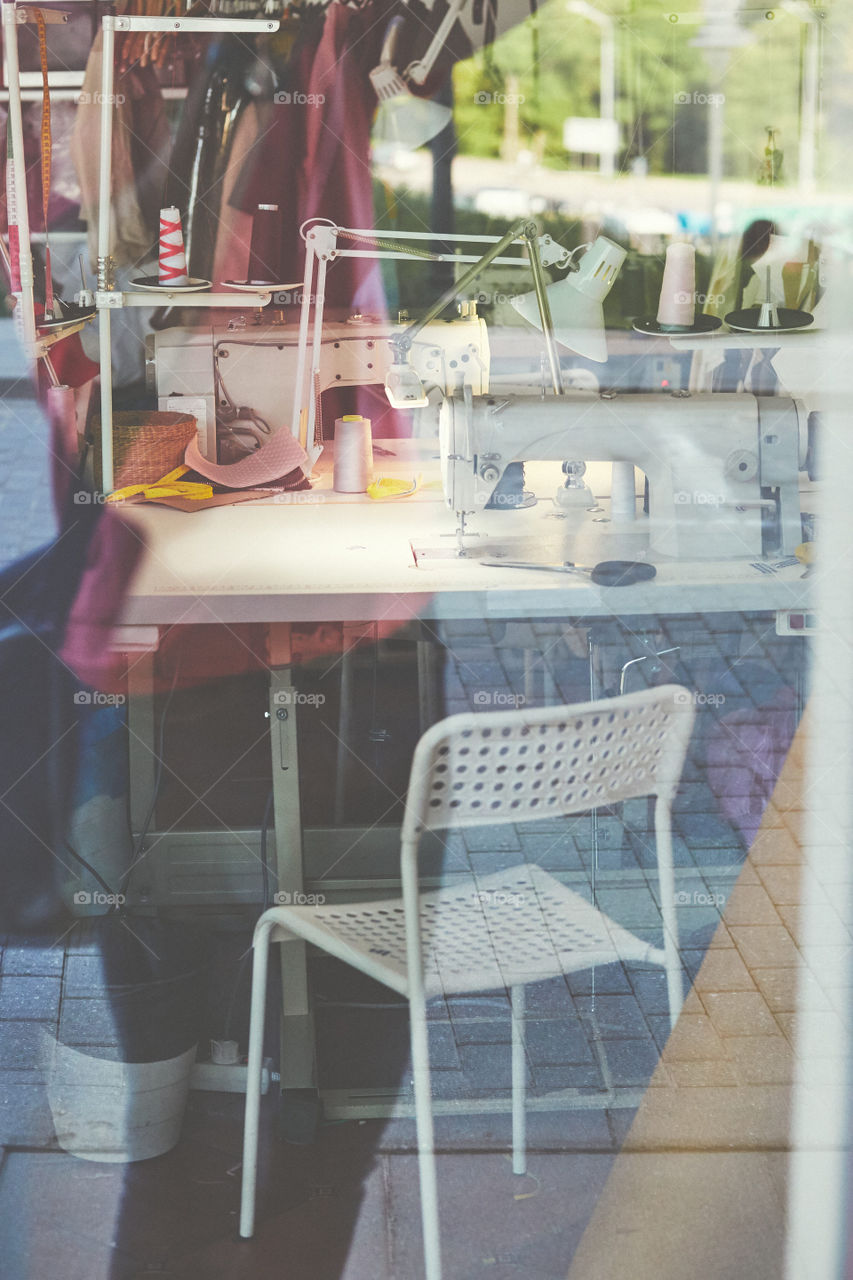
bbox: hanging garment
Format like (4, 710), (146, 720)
(301, 1), (391, 314)
(211, 100), (262, 285)
(70, 38), (171, 270)
(226, 20), (322, 286)
(163, 36), (272, 282)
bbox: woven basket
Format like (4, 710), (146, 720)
(92, 411), (198, 492)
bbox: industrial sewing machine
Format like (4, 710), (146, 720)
(439, 390), (813, 561)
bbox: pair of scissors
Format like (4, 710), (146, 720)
(481, 559), (657, 587)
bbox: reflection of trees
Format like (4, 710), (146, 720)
(451, 0), (812, 180)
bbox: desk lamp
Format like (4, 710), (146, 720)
(509, 236), (627, 362)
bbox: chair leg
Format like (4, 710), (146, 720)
(410, 990), (442, 1280)
(239, 917), (275, 1239)
(655, 797), (685, 1027)
(511, 984), (527, 1176)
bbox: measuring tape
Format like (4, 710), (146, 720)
(5, 125), (20, 293)
(35, 9), (54, 315)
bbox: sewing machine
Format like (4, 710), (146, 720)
(439, 391), (811, 560)
(146, 313), (490, 458)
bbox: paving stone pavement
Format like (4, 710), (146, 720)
(0, 319), (57, 570)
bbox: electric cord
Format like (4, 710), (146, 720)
(63, 836), (121, 904)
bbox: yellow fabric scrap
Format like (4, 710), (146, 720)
(366, 474), (422, 500)
(107, 464), (213, 503)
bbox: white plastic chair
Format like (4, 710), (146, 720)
(239, 684), (696, 1278)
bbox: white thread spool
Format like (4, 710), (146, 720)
(159, 207), (189, 287)
(656, 243), (695, 328)
(610, 461), (637, 522)
(333, 415), (373, 493)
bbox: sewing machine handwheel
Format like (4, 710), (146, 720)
(590, 560), (656, 587)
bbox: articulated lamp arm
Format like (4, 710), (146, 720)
(391, 219), (564, 396)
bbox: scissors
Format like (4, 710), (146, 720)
(481, 559), (657, 587)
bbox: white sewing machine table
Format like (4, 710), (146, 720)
(121, 438), (816, 624)
(117, 438), (815, 1120)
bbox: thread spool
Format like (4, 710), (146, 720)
(159, 207), (189, 287)
(247, 204), (282, 285)
(333, 415), (373, 493)
(610, 462), (637, 522)
(656, 243), (695, 329)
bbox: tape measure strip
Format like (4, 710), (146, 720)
(35, 9), (53, 313)
(5, 125), (21, 293)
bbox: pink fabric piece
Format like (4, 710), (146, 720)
(185, 428), (308, 488)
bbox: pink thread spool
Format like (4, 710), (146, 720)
(159, 207), (189, 287)
(656, 243), (696, 329)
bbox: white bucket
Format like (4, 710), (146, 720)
(45, 1037), (197, 1162)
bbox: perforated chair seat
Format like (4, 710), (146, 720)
(267, 862), (663, 998)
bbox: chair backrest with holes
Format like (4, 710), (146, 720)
(402, 685), (696, 840)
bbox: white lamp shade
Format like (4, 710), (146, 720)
(510, 236), (627, 363)
(372, 92), (452, 151)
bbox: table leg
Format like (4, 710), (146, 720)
(267, 629), (315, 1103)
